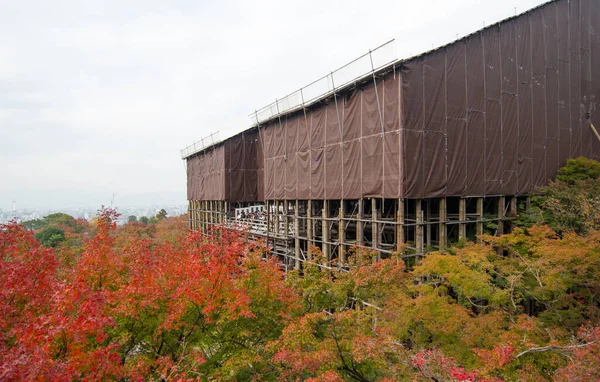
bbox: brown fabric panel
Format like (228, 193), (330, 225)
(466, 35), (485, 112)
(570, 51), (582, 157)
(517, 81), (533, 194)
(297, 112), (309, 152)
(464, 34), (485, 195)
(285, 115), (298, 155)
(325, 144), (342, 199)
(557, 0), (570, 61)
(273, 156), (285, 200)
(362, 82), (382, 137)
(465, 111), (485, 195)
(530, 9), (548, 188)
(502, 94), (518, 195)
(546, 68), (560, 180)
(311, 148), (325, 199)
(311, 107), (325, 149)
(543, 3), (559, 70)
(581, 49), (593, 159)
(484, 27), (502, 101)
(446, 41), (467, 196)
(402, 60), (424, 131)
(383, 131), (400, 198)
(384, 75), (400, 132)
(403, 129), (423, 198)
(230, 169), (244, 202)
(343, 90), (361, 141)
(558, 59), (571, 165)
(447, 118), (466, 195)
(447, 42), (467, 120)
(342, 140), (362, 199)
(326, 101), (342, 145)
(362, 135), (383, 197)
(500, 21), (517, 95)
(272, 121), (284, 158)
(485, 99), (503, 195)
(285, 153), (297, 200)
(264, 158), (274, 200)
(422, 131), (446, 197)
(424, 49), (446, 133)
(297, 151), (310, 199)
(515, 15), (533, 194)
(244, 170), (258, 202)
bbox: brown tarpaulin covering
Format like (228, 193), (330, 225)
(188, 0), (599, 202)
(400, 0), (600, 198)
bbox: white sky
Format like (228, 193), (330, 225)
(0, 0), (548, 210)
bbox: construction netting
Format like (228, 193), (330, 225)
(187, 0), (600, 202)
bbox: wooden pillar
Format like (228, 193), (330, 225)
(266, 200), (271, 233)
(371, 198), (379, 252)
(307, 201), (313, 250)
(357, 199), (364, 246)
(415, 199), (424, 254)
(322, 200), (331, 261)
(497, 196), (505, 236)
(509, 197), (517, 217)
(439, 197), (447, 250)
(459, 198), (467, 240)
(396, 198), (405, 251)
(525, 196), (531, 212)
(294, 200), (300, 270)
(339, 201), (346, 264)
(274, 200), (280, 236)
(476, 197), (484, 238)
(426, 199), (432, 249)
(283, 200), (289, 237)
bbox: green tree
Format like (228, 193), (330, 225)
(127, 215), (137, 223)
(156, 208), (167, 221)
(139, 216), (149, 225)
(35, 226), (65, 248)
(556, 156), (600, 184)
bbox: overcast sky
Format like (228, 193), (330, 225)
(0, 0), (547, 210)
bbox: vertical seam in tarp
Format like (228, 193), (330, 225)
(422, 57), (426, 197)
(481, 31), (487, 196)
(529, 13), (535, 189)
(463, 40), (469, 195)
(324, 103), (328, 201)
(499, 25), (505, 195)
(515, 19), (521, 194)
(360, 90), (364, 197)
(398, 65), (404, 198)
(444, 48), (449, 196)
(543, 7), (549, 185)
(382, 77), (386, 197)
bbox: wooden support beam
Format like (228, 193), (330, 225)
(274, 200), (280, 236)
(283, 200), (289, 237)
(439, 197), (447, 250)
(415, 199), (424, 254)
(371, 198), (379, 252)
(525, 196), (531, 212)
(322, 200), (331, 261)
(339, 201), (346, 264)
(426, 199), (432, 248)
(459, 198), (466, 240)
(476, 197), (484, 239)
(497, 196), (505, 236)
(357, 199), (364, 246)
(307, 201), (313, 253)
(294, 200), (301, 271)
(396, 198), (405, 251)
(509, 197), (517, 217)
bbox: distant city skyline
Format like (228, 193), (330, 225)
(1, 0), (547, 210)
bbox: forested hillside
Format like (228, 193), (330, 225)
(2, 159), (600, 381)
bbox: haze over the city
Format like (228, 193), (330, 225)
(1, 0), (547, 211)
